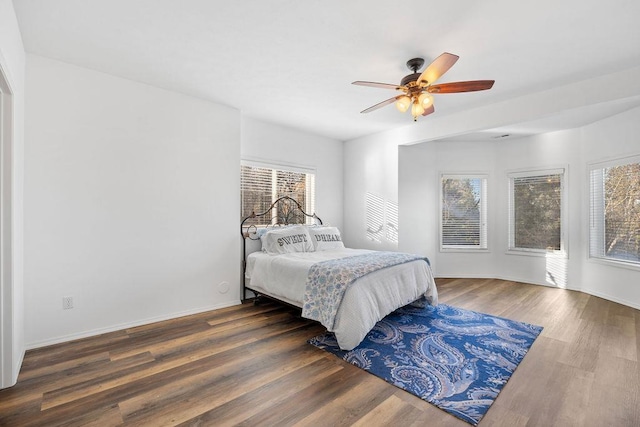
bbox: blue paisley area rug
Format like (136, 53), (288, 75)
(308, 304), (543, 426)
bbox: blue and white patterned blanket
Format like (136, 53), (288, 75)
(302, 252), (429, 330)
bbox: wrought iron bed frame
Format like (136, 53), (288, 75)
(240, 196), (322, 302)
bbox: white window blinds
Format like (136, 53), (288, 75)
(441, 175), (488, 249)
(589, 155), (640, 265)
(241, 161), (315, 226)
(509, 169), (564, 252)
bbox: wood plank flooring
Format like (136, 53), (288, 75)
(1, 278), (639, 426)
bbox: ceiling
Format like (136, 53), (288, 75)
(13, 0), (640, 141)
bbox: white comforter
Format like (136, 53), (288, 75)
(245, 248), (438, 350)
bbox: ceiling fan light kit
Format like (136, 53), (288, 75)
(353, 52), (495, 122)
(395, 95), (411, 112)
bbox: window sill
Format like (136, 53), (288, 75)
(506, 249), (567, 258)
(440, 248), (490, 254)
(587, 256), (640, 272)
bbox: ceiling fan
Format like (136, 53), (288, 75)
(353, 52), (494, 121)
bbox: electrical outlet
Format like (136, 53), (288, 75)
(62, 296), (74, 310)
(218, 281), (230, 294)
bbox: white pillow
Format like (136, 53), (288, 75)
(261, 225), (314, 255)
(308, 226), (345, 251)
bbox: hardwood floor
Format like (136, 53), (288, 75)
(1, 278), (639, 426)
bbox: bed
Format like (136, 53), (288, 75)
(241, 196), (438, 350)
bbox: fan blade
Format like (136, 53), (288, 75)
(352, 81), (404, 90)
(428, 80), (495, 94)
(417, 52), (459, 85)
(422, 104), (435, 116)
(360, 96), (399, 113)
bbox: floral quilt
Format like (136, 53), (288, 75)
(302, 252), (429, 330)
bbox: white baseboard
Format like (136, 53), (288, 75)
(434, 274), (637, 309)
(578, 288), (640, 311)
(26, 300), (242, 350)
(24, 279), (640, 350)
(435, 273), (554, 288)
(1, 349), (24, 389)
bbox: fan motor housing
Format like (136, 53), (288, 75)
(401, 73), (421, 87)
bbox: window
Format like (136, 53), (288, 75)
(441, 175), (487, 250)
(508, 169), (565, 253)
(589, 155), (640, 266)
(241, 161), (315, 226)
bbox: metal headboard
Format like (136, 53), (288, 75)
(240, 196), (323, 301)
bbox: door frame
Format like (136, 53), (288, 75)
(0, 61), (15, 388)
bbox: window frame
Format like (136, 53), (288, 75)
(240, 159), (316, 226)
(507, 167), (568, 257)
(588, 153), (640, 270)
(439, 173), (489, 252)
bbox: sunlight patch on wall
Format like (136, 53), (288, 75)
(545, 252), (568, 288)
(366, 192), (384, 242)
(365, 192), (398, 246)
(385, 201), (399, 244)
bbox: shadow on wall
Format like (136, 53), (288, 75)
(365, 192), (398, 246)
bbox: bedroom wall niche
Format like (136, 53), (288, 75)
(24, 55), (241, 348)
(240, 118), (343, 301)
(347, 101), (640, 310)
(397, 130), (584, 287)
(394, 107), (640, 310)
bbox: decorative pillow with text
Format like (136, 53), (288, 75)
(308, 226), (345, 251)
(261, 225), (314, 255)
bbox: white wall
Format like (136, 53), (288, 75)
(349, 105), (640, 309)
(24, 55), (241, 347)
(343, 132), (400, 251)
(397, 143), (438, 261)
(580, 107), (640, 308)
(241, 117), (343, 229)
(492, 130), (583, 288)
(399, 140), (498, 277)
(0, 0), (25, 387)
